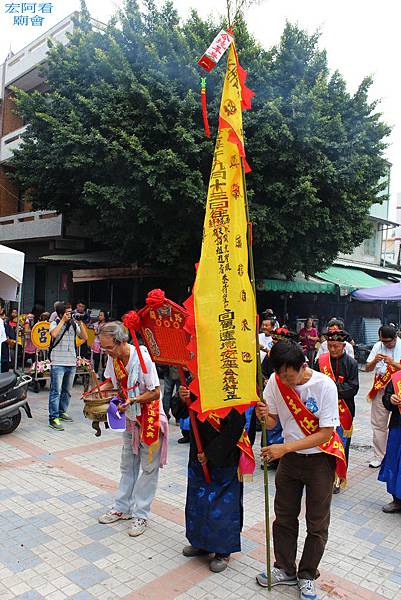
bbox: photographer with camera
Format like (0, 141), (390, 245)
(48, 301), (87, 431)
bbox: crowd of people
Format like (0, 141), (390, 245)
(92, 311), (401, 600)
(1, 299), (400, 600)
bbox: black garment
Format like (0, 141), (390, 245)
(189, 407), (246, 468)
(315, 351), (359, 417)
(1, 320), (14, 372)
(261, 353), (274, 380)
(382, 382), (401, 428)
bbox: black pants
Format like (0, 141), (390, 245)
(273, 452), (336, 580)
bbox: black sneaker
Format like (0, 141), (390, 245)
(49, 418), (64, 431)
(178, 436), (189, 444)
(59, 413), (74, 422)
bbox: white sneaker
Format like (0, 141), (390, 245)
(256, 567), (298, 588)
(128, 517), (147, 537)
(369, 459), (381, 468)
(298, 578), (317, 599)
(98, 510), (132, 524)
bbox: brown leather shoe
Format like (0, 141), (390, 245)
(382, 501), (401, 513)
(182, 545), (209, 557)
(209, 555), (230, 572)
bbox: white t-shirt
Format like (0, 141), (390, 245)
(264, 370), (340, 454)
(104, 345), (163, 420)
(0, 318), (6, 345)
(316, 340), (354, 361)
(367, 338), (401, 375)
(259, 332), (273, 362)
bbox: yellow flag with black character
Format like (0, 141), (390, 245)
(193, 43), (258, 415)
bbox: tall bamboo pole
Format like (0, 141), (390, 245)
(242, 159), (272, 591)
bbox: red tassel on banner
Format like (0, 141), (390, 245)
(201, 77), (211, 138)
(123, 311), (148, 374)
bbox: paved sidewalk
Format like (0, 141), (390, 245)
(0, 371), (400, 600)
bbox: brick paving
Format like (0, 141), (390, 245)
(0, 370), (400, 600)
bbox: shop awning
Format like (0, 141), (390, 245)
(39, 251), (117, 264)
(316, 266), (384, 294)
(257, 274), (336, 294)
(352, 281), (401, 301)
(72, 266), (162, 282)
(334, 258), (401, 278)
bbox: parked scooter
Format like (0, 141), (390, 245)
(0, 371), (32, 434)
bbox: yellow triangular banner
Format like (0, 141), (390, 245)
(194, 43), (258, 414)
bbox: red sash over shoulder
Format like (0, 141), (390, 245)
(368, 364), (397, 400)
(318, 353), (353, 436)
(390, 370), (401, 414)
(113, 358), (160, 449)
(207, 412), (255, 480)
(275, 373), (347, 481)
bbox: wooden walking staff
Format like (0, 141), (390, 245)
(242, 158), (272, 591)
(232, 1), (272, 586)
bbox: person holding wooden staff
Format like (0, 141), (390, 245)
(256, 340), (343, 600)
(179, 384), (254, 574)
(97, 320), (168, 538)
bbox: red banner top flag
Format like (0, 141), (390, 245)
(391, 370), (401, 414)
(138, 290), (191, 367)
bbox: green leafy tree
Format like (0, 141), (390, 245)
(11, 1), (390, 279)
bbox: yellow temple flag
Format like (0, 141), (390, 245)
(193, 43), (258, 415)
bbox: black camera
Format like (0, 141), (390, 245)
(72, 309), (91, 324)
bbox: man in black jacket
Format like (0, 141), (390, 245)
(315, 329), (359, 492)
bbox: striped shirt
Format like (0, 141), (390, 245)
(49, 320), (81, 367)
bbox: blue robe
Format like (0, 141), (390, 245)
(185, 409), (245, 555)
(379, 427), (401, 500)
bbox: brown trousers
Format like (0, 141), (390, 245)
(273, 451), (336, 580)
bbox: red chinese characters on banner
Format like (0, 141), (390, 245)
(138, 299), (192, 367)
(198, 29), (234, 72)
(391, 370), (401, 414)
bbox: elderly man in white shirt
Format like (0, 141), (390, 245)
(97, 321), (168, 537)
(259, 317), (275, 363)
(366, 325), (401, 468)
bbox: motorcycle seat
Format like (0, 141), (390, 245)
(0, 371), (18, 394)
